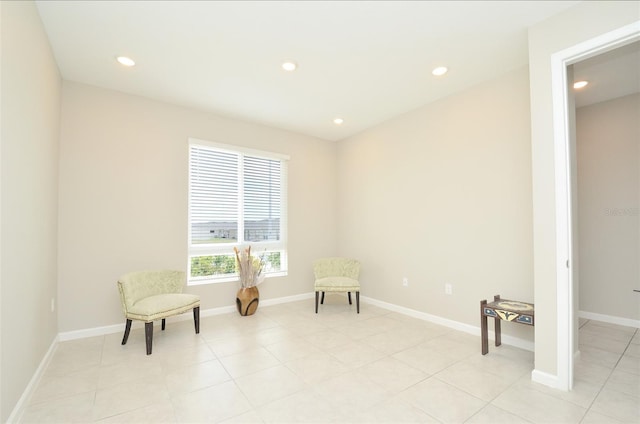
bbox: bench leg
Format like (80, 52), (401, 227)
(193, 306), (200, 334)
(494, 295), (501, 347)
(321, 292), (325, 304)
(161, 318), (166, 331)
(315, 291), (319, 313)
(145, 322), (153, 355)
(348, 292), (352, 305)
(481, 300), (488, 355)
(356, 292), (360, 314)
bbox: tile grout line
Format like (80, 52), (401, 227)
(22, 303), (637, 423)
(577, 326), (638, 424)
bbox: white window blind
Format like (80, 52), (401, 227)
(243, 156), (282, 242)
(188, 139), (288, 284)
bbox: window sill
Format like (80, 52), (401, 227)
(187, 271), (288, 286)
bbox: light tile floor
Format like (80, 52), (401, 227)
(21, 295), (640, 423)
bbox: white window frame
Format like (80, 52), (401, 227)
(188, 137), (289, 285)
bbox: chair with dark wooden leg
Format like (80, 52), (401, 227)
(313, 258), (361, 313)
(117, 270), (200, 355)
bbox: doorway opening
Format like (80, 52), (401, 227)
(551, 22), (640, 391)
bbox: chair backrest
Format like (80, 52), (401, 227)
(117, 270), (185, 312)
(313, 258), (360, 280)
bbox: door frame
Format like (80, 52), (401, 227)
(550, 20), (640, 391)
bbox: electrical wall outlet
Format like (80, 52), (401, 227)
(403, 277), (409, 287)
(445, 283), (453, 295)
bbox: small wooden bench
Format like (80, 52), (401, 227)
(480, 295), (534, 355)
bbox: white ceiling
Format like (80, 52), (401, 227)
(36, 1), (584, 141)
(573, 41), (640, 108)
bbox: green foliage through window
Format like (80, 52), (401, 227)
(190, 255), (236, 277)
(190, 251), (282, 279)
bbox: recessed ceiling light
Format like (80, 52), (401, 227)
(282, 61), (297, 72)
(573, 80), (589, 89)
(432, 66), (448, 76)
(116, 56), (136, 67)
(333, 118), (344, 125)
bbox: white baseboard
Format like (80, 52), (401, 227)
(7, 336), (59, 423)
(58, 323), (123, 341)
(60, 293), (533, 349)
(261, 292), (315, 306)
(361, 295), (535, 352)
(531, 369), (558, 388)
(579, 310), (640, 329)
(58, 292), (316, 342)
(59, 306), (236, 342)
(24, 291), (536, 422)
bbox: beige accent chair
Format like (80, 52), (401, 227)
(117, 270), (200, 355)
(313, 258), (361, 313)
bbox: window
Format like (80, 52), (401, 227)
(188, 138), (288, 284)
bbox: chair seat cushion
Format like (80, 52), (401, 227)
(127, 293), (200, 322)
(315, 276), (360, 292)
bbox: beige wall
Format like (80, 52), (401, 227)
(4, 4), (638, 417)
(577, 93), (640, 320)
(58, 82), (337, 332)
(0, 1), (61, 421)
(528, 0), (639, 379)
(337, 67), (534, 341)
